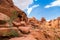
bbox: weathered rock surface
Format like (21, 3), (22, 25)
(0, 0), (60, 40)
(0, 0), (28, 22)
(9, 35), (37, 40)
(0, 13), (10, 20)
(18, 27), (31, 34)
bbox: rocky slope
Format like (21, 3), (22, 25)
(9, 17), (60, 40)
(0, 0), (28, 22)
(0, 0), (60, 40)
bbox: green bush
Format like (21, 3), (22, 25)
(6, 10), (19, 37)
(7, 10), (18, 27)
(3, 30), (19, 37)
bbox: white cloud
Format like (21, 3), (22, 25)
(13, 0), (33, 10)
(45, 0), (60, 8)
(27, 5), (39, 15)
(13, 0), (39, 15)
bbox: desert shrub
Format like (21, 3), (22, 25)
(3, 30), (19, 37)
(6, 10), (19, 37)
(57, 37), (60, 40)
(7, 10), (18, 27)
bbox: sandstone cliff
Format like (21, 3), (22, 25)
(0, 0), (28, 22)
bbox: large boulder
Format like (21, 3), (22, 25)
(9, 35), (36, 40)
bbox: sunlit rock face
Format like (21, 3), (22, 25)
(0, 13), (10, 20)
(0, 0), (28, 22)
(0, 0), (60, 40)
(0, 0), (28, 38)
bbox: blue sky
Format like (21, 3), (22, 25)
(13, 0), (60, 20)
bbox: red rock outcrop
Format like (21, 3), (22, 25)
(0, 0), (60, 40)
(0, 0), (28, 22)
(0, 0), (28, 38)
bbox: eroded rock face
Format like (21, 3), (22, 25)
(0, 0), (28, 22)
(0, 0), (28, 38)
(0, 16), (60, 40)
(9, 35), (37, 40)
(0, 13), (10, 20)
(0, 13), (10, 27)
(0, 0), (60, 40)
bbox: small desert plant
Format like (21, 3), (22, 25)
(6, 10), (19, 37)
(55, 35), (60, 40)
(7, 10), (18, 27)
(57, 37), (60, 40)
(3, 30), (19, 37)
(8, 30), (19, 37)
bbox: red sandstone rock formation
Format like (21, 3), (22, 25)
(0, 0), (28, 38)
(0, 0), (60, 40)
(40, 17), (46, 23)
(0, 0), (28, 22)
